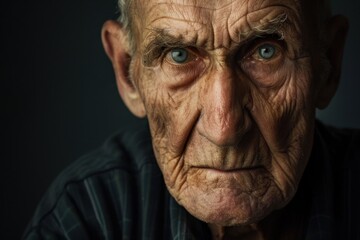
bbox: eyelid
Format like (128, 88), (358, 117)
(143, 42), (189, 66)
(163, 47), (200, 65)
(159, 46), (207, 88)
(239, 34), (286, 60)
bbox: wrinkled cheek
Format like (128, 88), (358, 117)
(139, 80), (170, 141)
(136, 83), (173, 160)
(137, 88), (188, 194)
(159, 157), (188, 193)
(248, 90), (291, 153)
(248, 64), (314, 151)
(246, 64), (313, 171)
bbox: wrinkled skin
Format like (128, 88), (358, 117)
(133, 0), (314, 225)
(102, 0), (347, 238)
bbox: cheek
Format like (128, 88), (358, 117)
(248, 58), (315, 192)
(249, 58), (315, 138)
(135, 65), (202, 183)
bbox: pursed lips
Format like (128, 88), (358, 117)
(191, 165), (264, 172)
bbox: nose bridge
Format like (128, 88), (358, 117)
(198, 65), (247, 146)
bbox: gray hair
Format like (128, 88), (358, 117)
(117, 0), (136, 52)
(117, 0), (132, 32)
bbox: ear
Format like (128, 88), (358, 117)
(316, 15), (349, 109)
(101, 20), (146, 118)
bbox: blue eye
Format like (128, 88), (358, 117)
(170, 48), (189, 63)
(258, 44), (276, 59)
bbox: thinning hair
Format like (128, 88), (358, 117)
(117, 0), (133, 34)
(117, 0), (135, 52)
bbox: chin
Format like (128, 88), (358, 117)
(175, 182), (289, 226)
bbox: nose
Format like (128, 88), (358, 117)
(197, 66), (250, 146)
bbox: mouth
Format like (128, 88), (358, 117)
(188, 165), (267, 182)
(192, 165), (264, 173)
(186, 165), (271, 194)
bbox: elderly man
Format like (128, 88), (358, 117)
(24, 0), (359, 239)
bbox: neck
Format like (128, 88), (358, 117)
(208, 195), (307, 240)
(209, 210), (282, 240)
(209, 223), (266, 240)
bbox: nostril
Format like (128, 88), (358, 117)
(197, 108), (250, 146)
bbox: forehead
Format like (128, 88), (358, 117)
(141, 0), (300, 15)
(135, 0), (302, 49)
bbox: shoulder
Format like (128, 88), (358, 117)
(316, 120), (360, 167)
(23, 125), (164, 239)
(42, 125), (158, 203)
(315, 120), (360, 192)
(315, 121), (360, 239)
(60, 126), (156, 180)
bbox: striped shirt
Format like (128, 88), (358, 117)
(23, 121), (360, 239)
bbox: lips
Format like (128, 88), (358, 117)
(186, 165), (272, 196)
(191, 165), (264, 172)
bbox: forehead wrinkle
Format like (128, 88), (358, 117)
(142, 0), (301, 25)
(147, 16), (204, 27)
(144, 28), (200, 49)
(234, 13), (289, 42)
(141, 11), (208, 49)
(228, 5), (293, 29)
(147, 0), (240, 11)
(141, 0), (304, 51)
(144, 0), (242, 28)
(226, 5), (300, 45)
(143, 0), (209, 30)
(142, 19), (206, 50)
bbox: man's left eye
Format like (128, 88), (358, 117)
(170, 48), (189, 63)
(239, 40), (286, 86)
(258, 44), (277, 60)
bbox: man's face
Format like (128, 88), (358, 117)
(130, 0), (318, 226)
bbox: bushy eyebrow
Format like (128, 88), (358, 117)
(247, 13), (288, 40)
(141, 12), (289, 66)
(141, 29), (199, 66)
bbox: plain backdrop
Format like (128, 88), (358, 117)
(2, 0), (359, 239)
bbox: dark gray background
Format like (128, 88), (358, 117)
(2, 0), (359, 239)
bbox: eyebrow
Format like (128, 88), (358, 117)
(247, 12), (288, 39)
(141, 12), (289, 66)
(142, 29), (199, 66)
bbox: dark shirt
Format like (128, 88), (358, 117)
(23, 121), (360, 240)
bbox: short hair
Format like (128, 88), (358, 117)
(117, 0), (132, 34)
(116, 0), (135, 52)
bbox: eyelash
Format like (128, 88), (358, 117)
(242, 36), (285, 58)
(155, 34), (285, 67)
(164, 47), (199, 63)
